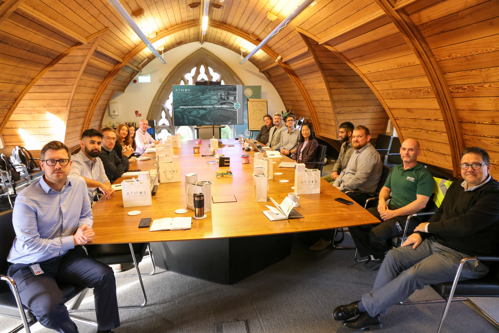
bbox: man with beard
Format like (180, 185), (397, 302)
(333, 147), (499, 331)
(323, 122), (355, 184)
(71, 129), (115, 201)
(266, 113), (285, 150)
(349, 139), (434, 270)
(333, 125), (383, 203)
(309, 125), (382, 251)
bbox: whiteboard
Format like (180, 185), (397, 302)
(247, 99), (268, 131)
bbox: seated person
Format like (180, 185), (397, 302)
(309, 125), (382, 252)
(333, 125), (383, 206)
(7, 140), (119, 333)
(135, 119), (160, 155)
(100, 126), (132, 183)
(349, 139), (434, 270)
(70, 128), (115, 201)
(115, 124), (134, 160)
(323, 122), (354, 184)
(256, 114), (273, 144)
(333, 147), (499, 331)
(293, 123), (318, 168)
(280, 115), (300, 157)
(127, 125), (139, 157)
(267, 113), (285, 150)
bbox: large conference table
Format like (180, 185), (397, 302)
(91, 139), (379, 284)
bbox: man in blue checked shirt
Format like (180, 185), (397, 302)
(7, 141), (119, 333)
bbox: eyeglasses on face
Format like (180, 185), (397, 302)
(460, 163), (488, 170)
(42, 159), (70, 166)
(104, 136), (117, 141)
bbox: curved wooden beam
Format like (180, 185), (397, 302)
(0, 42), (83, 135)
(0, 0), (25, 27)
(82, 21), (280, 134)
(66, 30), (108, 125)
(296, 27), (404, 145)
(374, 0), (463, 176)
(299, 33), (339, 139)
(277, 60), (322, 136)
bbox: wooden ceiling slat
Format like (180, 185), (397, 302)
(135, 0), (161, 32)
(155, 0), (172, 28)
(410, 0), (489, 27)
(83, 0), (138, 47)
(0, 30), (61, 58)
(2, 20), (69, 53)
(24, 0), (97, 36)
(333, 22), (397, 52)
(433, 34), (499, 63)
(9, 12), (74, 46)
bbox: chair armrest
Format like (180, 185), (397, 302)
(476, 256), (499, 262)
(402, 211), (437, 241)
(1, 274), (31, 329)
(364, 197), (379, 209)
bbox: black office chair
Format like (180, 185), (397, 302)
(399, 257), (499, 332)
(84, 243), (154, 308)
(385, 137), (402, 167)
(374, 134), (393, 162)
(0, 210), (96, 333)
(306, 144), (328, 173)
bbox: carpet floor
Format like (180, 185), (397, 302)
(3, 237), (497, 333)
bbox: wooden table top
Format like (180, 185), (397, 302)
(90, 139), (380, 244)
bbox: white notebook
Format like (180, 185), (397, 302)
(149, 217), (192, 231)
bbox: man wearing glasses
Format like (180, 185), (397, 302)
(333, 147), (499, 330)
(99, 127), (132, 183)
(280, 115), (300, 157)
(7, 141), (120, 333)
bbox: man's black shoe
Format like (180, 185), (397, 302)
(333, 301), (361, 321)
(342, 312), (382, 331)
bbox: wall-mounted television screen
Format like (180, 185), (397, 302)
(172, 85), (244, 126)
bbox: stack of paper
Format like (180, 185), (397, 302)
(266, 151), (282, 158)
(149, 217), (192, 231)
(278, 162), (297, 168)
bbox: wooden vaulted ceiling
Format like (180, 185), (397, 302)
(0, 0), (498, 178)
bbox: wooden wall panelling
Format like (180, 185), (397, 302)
(299, 33), (338, 139)
(297, 28), (402, 141)
(410, 0), (499, 178)
(0, 41), (83, 141)
(374, 0), (463, 176)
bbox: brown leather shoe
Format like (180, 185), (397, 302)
(309, 238), (332, 251)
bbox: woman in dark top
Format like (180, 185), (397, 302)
(126, 125), (138, 155)
(113, 124), (128, 159)
(293, 123), (319, 169)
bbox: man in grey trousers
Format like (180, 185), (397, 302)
(332, 147), (499, 330)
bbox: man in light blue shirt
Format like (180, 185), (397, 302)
(7, 141), (120, 333)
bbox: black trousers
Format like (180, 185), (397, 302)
(313, 192), (373, 242)
(8, 246), (120, 333)
(349, 206), (416, 259)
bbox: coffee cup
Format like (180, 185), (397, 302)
(288, 192), (300, 207)
(196, 139), (202, 145)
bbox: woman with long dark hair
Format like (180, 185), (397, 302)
(293, 123), (319, 169)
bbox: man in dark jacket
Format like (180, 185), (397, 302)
(99, 127), (131, 183)
(332, 147), (499, 330)
(256, 114), (273, 144)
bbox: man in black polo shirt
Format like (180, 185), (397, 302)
(349, 138), (434, 270)
(256, 114), (273, 144)
(333, 147), (499, 330)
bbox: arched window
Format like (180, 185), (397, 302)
(148, 49), (244, 140)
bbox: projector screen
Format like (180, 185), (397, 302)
(172, 85), (244, 126)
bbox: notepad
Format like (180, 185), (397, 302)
(278, 162), (297, 168)
(149, 217), (192, 231)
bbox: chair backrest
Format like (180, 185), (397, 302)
(316, 144), (327, 171)
(388, 136), (401, 154)
(375, 134), (393, 151)
(375, 165), (391, 193)
(0, 209), (15, 276)
(387, 154), (402, 165)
